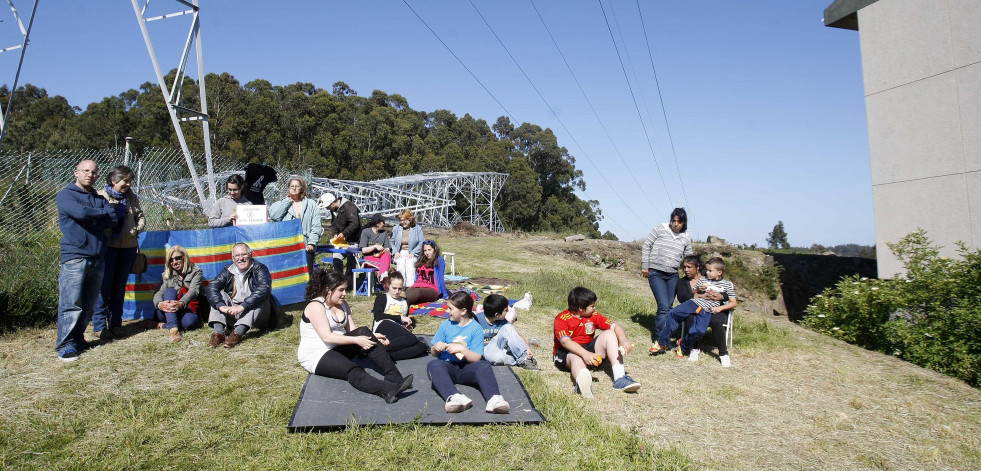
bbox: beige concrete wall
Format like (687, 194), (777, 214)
(858, 0), (981, 277)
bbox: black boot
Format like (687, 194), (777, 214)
(347, 368), (413, 404)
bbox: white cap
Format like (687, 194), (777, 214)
(318, 193), (336, 210)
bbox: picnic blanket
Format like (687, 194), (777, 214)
(409, 298), (519, 319)
(408, 300), (451, 318)
(287, 337), (545, 431)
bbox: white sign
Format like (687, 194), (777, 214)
(236, 205), (267, 226)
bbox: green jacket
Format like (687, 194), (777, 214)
(152, 265), (204, 309)
(268, 197), (324, 246)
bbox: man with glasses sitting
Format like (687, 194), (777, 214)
(205, 243), (272, 348)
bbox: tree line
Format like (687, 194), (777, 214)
(0, 72), (604, 237)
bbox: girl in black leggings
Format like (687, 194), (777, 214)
(297, 271), (413, 403)
(372, 271), (428, 360)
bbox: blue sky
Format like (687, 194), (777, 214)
(1, 0), (872, 246)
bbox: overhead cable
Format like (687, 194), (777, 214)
(528, 0), (662, 217)
(635, 0), (694, 233)
(401, 0), (516, 123)
(403, 0), (632, 237)
(597, 0), (673, 206)
(467, 0), (650, 226)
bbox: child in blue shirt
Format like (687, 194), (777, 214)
(428, 292), (510, 414)
(475, 294), (537, 370)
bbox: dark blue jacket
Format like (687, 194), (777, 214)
(206, 260), (272, 312)
(57, 183), (118, 263)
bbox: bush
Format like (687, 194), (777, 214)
(724, 255), (782, 300)
(803, 230), (981, 386)
(0, 232), (61, 333)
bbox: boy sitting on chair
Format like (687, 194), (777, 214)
(475, 294), (538, 370)
(553, 287), (640, 399)
(650, 257), (737, 367)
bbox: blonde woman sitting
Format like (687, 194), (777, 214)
(151, 245), (204, 342)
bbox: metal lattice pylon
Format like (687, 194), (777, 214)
(313, 172), (509, 232)
(140, 170), (509, 232)
(131, 0), (216, 211)
(0, 0), (39, 147)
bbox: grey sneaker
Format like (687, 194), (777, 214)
(612, 375), (641, 393)
(518, 357), (539, 370)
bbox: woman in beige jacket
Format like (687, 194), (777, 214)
(93, 165), (146, 341)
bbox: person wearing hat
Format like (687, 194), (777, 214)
(319, 192), (362, 285)
(269, 177), (323, 275)
(359, 213), (392, 280)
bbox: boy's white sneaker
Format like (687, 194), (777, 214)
(445, 393), (473, 413)
(513, 292), (533, 310)
(485, 395), (510, 414)
(688, 348), (700, 362)
(720, 355), (731, 368)
(575, 369), (594, 399)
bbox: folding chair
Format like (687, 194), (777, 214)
(722, 309), (734, 351)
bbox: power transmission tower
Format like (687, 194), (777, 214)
(131, 0), (216, 211)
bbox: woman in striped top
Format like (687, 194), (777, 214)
(641, 208), (693, 343)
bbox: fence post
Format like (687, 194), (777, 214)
(25, 152), (30, 184)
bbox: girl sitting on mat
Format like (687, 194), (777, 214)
(427, 291), (510, 414)
(404, 239), (449, 306)
(372, 271), (428, 360)
(297, 271), (413, 404)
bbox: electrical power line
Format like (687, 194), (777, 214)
(528, 0), (662, 217)
(402, 0), (633, 236)
(466, 0), (649, 227)
(400, 0), (516, 123)
(597, 0), (673, 207)
(635, 0), (694, 234)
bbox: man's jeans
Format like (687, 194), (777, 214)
(483, 323), (529, 365)
(56, 257), (105, 354)
(93, 246), (137, 332)
(648, 269), (679, 340)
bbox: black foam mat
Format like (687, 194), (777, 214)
(288, 340), (546, 431)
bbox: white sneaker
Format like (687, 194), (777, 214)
(720, 355), (731, 368)
(575, 369), (593, 399)
(513, 292), (533, 310)
(688, 348), (700, 362)
(485, 395), (510, 414)
(445, 393), (473, 413)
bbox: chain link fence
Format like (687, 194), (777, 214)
(0, 147), (305, 331)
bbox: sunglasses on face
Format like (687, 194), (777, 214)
(171, 255), (185, 261)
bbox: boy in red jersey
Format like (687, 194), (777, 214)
(553, 287), (640, 399)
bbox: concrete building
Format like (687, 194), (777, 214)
(825, 0), (981, 277)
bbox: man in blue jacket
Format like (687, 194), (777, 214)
(56, 159), (120, 361)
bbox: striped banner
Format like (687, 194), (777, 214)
(123, 219), (309, 319)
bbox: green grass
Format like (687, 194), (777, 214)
(0, 235), (699, 471)
(3, 232), (981, 470)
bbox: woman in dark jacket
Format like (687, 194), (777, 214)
(94, 165), (146, 341)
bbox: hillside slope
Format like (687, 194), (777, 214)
(1, 232), (979, 470)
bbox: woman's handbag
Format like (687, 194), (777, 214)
(131, 248), (148, 275)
